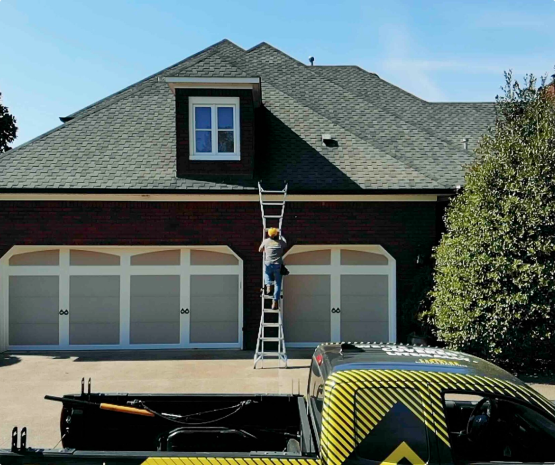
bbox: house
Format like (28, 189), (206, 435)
(0, 40), (494, 352)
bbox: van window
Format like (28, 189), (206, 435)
(353, 387), (429, 464)
(444, 392), (555, 464)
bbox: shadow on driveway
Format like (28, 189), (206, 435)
(0, 353), (21, 368)
(6, 349), (313, 365)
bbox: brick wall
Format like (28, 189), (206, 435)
(176, 89), (256, 178)
(0, 200), (439, 348)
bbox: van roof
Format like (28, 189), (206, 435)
(314, 343), (522, 384)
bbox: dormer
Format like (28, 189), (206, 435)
(162, 77), (261, 179)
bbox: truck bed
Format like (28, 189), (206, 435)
(59, 393), (308, 454)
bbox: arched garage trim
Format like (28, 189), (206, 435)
(0, 245), (243, 352)
(282, 245), (396, 347)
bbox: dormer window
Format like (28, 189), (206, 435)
(189, 96), (240, 160)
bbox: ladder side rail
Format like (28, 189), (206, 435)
(254, 182), (288, 369)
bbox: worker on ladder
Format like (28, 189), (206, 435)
(259, 227), (287, 309)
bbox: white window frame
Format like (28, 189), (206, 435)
(188, 96), (241, 161)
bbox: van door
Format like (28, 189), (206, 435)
(323, 384), (441, 465)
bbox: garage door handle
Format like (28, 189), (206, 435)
(59, 309), (69, 316)
(331, 308), (341, 314)
(181, 308), (190, 314)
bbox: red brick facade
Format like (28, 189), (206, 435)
(176, 89), (256, 178)
(0, 200), (440, 348)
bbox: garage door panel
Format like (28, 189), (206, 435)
(191, 275), (238, 295)
(341, 321), (389, 342)
(9, 250), (59, 266)
(9, 297), (60, 323)
(69, 298), (120, 322)
(340, 275), (388, 295)
(190, 250), (238, 265)
(130, 275), (180, 345)
(190, 275), (238, 344)
(191, 297), (236, 321)
(283, 275), (331, 343)
(10, 323), (59, 346)
(9, 276), (59, 346)
(284, 275), (330, 294)
(283, 296), (331, 322)
(69, 276), (120, 345)
(341, 275), (389, 342)
(190, 322), (237, 343)
(341, 296), (389, 321)
(286, 322), (330, 343)
(131, 323), (180, 345)
(9, 276), (59, 297)
(70, 324), (120, 345)
(131, 297), (181, 322)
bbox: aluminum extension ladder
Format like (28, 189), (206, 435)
(254, 182), (288, 369)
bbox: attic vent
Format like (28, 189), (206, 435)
(308, 56), (315, 66)
(462, 137), (469, 150)
(322, 134), (337, 147)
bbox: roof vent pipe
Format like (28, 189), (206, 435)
(462, 137), (469, 150)
(308, 56), (315, 66)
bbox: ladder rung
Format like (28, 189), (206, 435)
(260, 190), (287, 194)
(264, 227), (281, 231)
(263, 309), (280, 313)
(261, 337), (283, 342)
(263, 215), (283, 219)
(258, 352), (286, 356)
(262, 202), (285, 206)
(262, 323), (281, 327)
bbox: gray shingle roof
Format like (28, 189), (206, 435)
(0, 39), (495, 192)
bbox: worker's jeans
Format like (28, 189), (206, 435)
(264, 263), (282, 301)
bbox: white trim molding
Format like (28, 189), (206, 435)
(0, 194), (440, 202)
(189, 96), (241, 161)
(162, 77), (260, 84)
(161, 77), (261, 95)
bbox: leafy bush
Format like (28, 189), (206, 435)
(426, 72), (555, 369)
(0, 91), (17, 152)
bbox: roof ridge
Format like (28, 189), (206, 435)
(431, 101), (494, 105)
(233, 46), (468, 185)
(258, 82), (442, 187)
(246, 41), (310, 68)
(313, 64), (380, 77)
(217, 48), (443, 186)
(6, 40), (242, 157)
(309, 63), (486, 155)
(63, 39), (240, 120)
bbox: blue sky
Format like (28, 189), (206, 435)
(2, 0), (555, 146)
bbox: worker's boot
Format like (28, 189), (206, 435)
(272, 300), (279, 310)
(265, 285), (274, 296)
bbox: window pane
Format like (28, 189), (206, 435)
(218, 131), (234, 153)
(195, 107), (211, 129)
(217, 107), (234, 129)
(196, 131), (212, 153)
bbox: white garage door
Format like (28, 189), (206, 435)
(1, 247), (242, 350)
(282, 246), (396, 347)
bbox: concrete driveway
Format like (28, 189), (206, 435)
(0, 350), (312, 450)
(1, 350), (554, 451)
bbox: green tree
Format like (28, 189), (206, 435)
(427, 72), (555, 369)
(0, 92), (17, 152)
